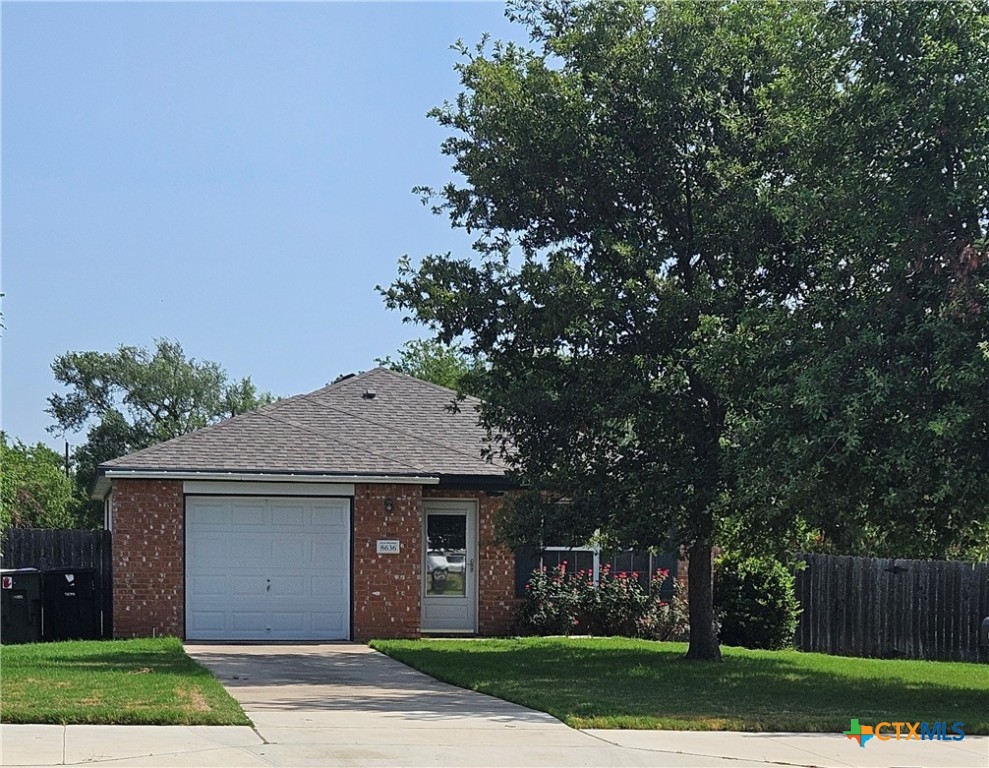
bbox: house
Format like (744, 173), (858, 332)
(92, 367), (519, 642)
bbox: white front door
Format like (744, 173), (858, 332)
(185, 496), (351, 641)
(421, 501), (477, 633)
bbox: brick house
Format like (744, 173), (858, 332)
(92, 368), (518, 642)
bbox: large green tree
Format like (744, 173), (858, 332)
(0, 433), (84, 530)
(48, 339), (275, 505)
(384, 0), (989, 659)
(735, 1), (989, 562)
(385, 0), (814, 660)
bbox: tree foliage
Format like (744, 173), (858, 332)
(734, 1), (989, 561)
(383, 0), (989, 659)
(376, 339), (483, 395)
(48, 339), (275, 509)
(48, 339), (273, 445)
(0, 433), (86, 530)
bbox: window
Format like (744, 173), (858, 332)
(515, 545), (677, 597)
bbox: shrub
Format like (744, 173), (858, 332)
(714, 554), (801, 650)
(517, 562), (689, 641)
(516, 563), (582, 635)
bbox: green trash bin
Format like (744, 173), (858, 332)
(1, 568), (43, 644)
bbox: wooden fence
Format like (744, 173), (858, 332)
(794, 553), (989, 662)
(1, 528), (113, 639)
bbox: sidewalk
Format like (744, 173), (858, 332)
(2, 722), (986, 767)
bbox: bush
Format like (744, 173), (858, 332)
(516, 563), (583, 635)
(714, 555), (801, 650)
(517, 562), (689, 641)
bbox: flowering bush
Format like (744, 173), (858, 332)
(517, 562), (689, 640)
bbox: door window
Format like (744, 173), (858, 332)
(425, 513), (466, 597)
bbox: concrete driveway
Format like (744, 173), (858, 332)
(183, 642), (760, 767)
(184, 643), (987, 768)
(2, 643), (985, 767)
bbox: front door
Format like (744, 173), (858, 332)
(421, 501), (477, 633)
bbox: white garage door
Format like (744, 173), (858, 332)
(185, 496), (351, 641)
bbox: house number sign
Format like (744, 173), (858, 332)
(376, 539), (400, 554)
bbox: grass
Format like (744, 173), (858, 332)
(0, 637), (250, 725)
(371, 637), (989, 732)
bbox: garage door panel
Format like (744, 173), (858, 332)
(314, 537), (346, 562)
(229, 508), (268, 528)
(232, 533), (269, 554)
(269, 501), (305, 526)
(270, 575), (306, 597)
(186, 496), (351, 641)
(189, 611), (226, 632)
(268, 612), (306, 633)
(271, 538), (307, 563)
(312, 611), (346, 631)
(230, 611), (268, 630)
(188, 533), (230, 561)
(227, 576), (266, 596)
(189, 575), (227, 597)
(190, 502), (229, 526)
(311, 503), (349, 528)
(311, 575), (345, 596)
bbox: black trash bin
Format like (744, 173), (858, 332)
(42, 568), (101, 641)
(1, 568), (44, 644)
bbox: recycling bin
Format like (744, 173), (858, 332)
(42, 568), (101, 641)
(1, 568), (43, 644)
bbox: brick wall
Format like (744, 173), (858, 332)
(108, 478), (514, 641)
(352, 483), (423, 641)
(422, 488), (517, 636)
(111, 479), (184, 638)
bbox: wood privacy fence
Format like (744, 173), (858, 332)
(794, 553), (989, 662)
(1, 528), (113, 639)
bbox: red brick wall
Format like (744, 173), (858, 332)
(352, 483), (423, 641)
(109, 478), (514, 641)
(422, 488), (517, 636)
(111, 479), (184, 639)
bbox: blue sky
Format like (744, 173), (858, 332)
(2, 2), (525, 450)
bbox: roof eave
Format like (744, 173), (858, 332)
(91, 469), (444, 500)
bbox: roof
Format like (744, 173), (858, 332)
(94, 367), (511, 497)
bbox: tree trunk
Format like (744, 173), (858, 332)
(685, 539), (722, 661)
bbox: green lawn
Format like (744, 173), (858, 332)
(0, 637), (249, 725)
(371, 637), (989, 732)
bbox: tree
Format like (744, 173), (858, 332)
(383, 0), (989, 659)
(1, 433), (83, 530)
(48, 339), (275, 505)
(734, 2), (989, 562)
(384, 0), (819, 660)
(376, 339), (483, 395)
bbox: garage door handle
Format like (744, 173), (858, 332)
(266, 579), (271, 592)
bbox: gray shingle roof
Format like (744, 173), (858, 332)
(98, 367), (509, 482)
